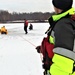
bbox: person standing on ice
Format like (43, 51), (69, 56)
(36, 0), (75, 75)
(48, 0), (75, 75)
(24, 19), (28, 34)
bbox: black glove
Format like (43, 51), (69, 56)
(35, 46), (41, 53)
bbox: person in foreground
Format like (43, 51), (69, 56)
(49, 0), (75, 75)
(36, 0), (75, 75)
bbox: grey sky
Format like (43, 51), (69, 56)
(0, 0), (75, 13)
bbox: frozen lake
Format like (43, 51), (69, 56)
(0, 23), (49, 75)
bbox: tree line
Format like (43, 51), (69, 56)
(0, 10), (55, 23)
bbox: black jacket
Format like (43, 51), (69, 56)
(53, 17), (75, 50)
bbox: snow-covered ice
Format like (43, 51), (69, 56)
(0, 23), (49, 75)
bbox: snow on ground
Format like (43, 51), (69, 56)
(0, 23), (49, 75)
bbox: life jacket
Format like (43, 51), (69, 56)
(40, 36), (54, 59)
(40, 36), (54, 70)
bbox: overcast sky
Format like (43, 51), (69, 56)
(0, 0), (75, 13)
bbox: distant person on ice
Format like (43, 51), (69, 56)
(24, 19), (28, 34)
(0, 26), (8, 34)
(29, 23), (33, 30)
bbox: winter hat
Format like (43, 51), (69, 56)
(52, 0), (73, 10)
